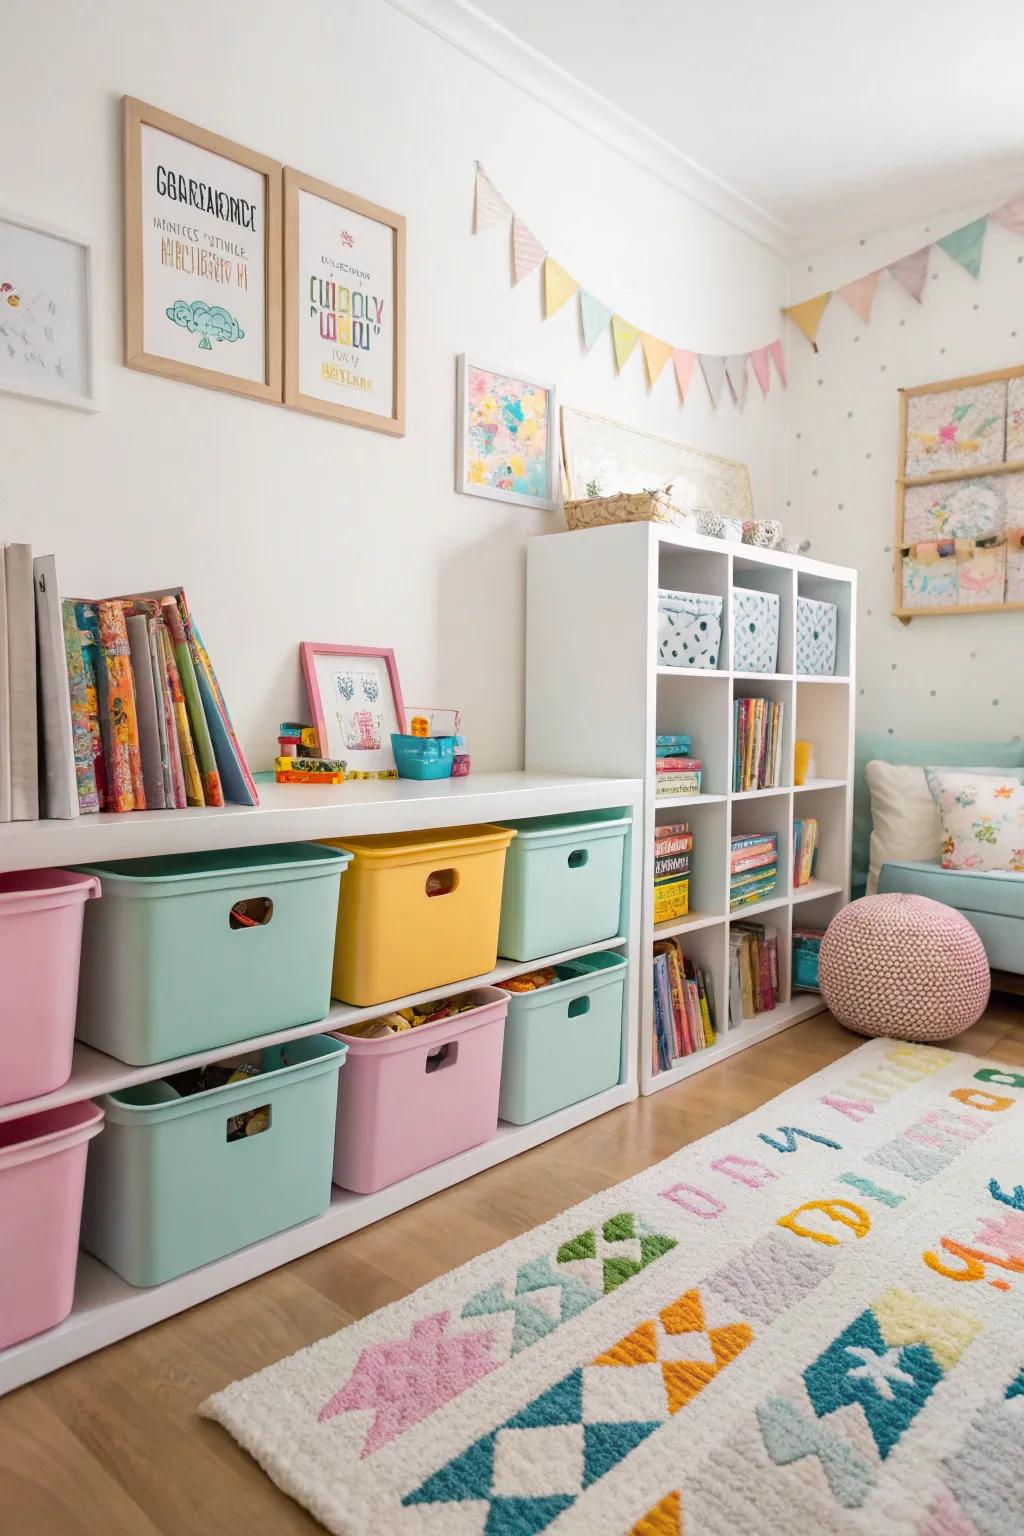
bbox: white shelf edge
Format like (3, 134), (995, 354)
(646, 997), (828, 1093)
(793, 779), (847, 793)
(795, 675), (851, 685)
(0, 934), (630, 1126)
(791, 880), (845, 905)
(729, 893), (790, 919)
(653, 911), (725, 939)
(656, 666), (730, 679)
(653, 792), (727, 807)
(730, 786), (792, 800)
(0, 1082), (637, 1395)
(733, 671), (794, 681)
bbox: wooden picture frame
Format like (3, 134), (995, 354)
(283, 168), (405, 436)
(893, 363), (1024, 622)
(123, 96), (282, 403)
(300, 642), (407, 777)
(455, 356), (559, 510)
(0, 209), (98, 412)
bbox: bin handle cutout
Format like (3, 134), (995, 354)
(230, 896), (274, 930)
(425, 868), (459, 898)
(567, 849), (589, 869)
(567, 996), (591, 1019)
(227, 1104), (272, 1141)
(425, 1041), (459, 1073)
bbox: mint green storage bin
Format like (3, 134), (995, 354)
(81, 1035), (346, 1286)
(499, 952), (626, 1124)
(75, 844), (350, 1066)
(497, 813), (629, 962)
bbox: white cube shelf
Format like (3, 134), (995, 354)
(525, 521), (856, 1094)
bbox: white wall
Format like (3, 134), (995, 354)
(785, 206), (1024, 743)
(0, 0), (787, 771)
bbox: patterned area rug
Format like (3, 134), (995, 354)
(203, 1039), (1024, 1535)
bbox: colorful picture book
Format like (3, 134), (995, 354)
(793, 816), (820, 887)
(792, 926), (826, 992)
(729, 831), (777, 910)
(733, 696), (784, 791)
(652, 935), (717, 1072)
(728, 922), (780, 1025)
(653, 821), (692, 924)
(655, 755), (702, 798)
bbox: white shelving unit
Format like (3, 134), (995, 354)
(524, 522), (856, 1095)
(0, 770), (642, 1394)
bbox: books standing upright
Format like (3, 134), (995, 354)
(33, 555), (79, 819)
(5, 543), (38, 820)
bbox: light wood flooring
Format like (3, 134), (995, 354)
(3, 1000), (1023, 1535)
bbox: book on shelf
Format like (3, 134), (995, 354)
(656, 756), (701, 772)
(654, 851), (690, 879)
(728, 923), (780, 1025)
(656, 733), (691, 757)
(34, 555), (79, 820)
(793, 926), (826, 992)
(793, 817), (820, 887)
(656, 773), (702, 798)
(729, 830), (777, 910)
(4, 542), (38, 820)
(653, 936), (717, 1070)
(654, 878), (689, 923)
(733, 696), (784, 791)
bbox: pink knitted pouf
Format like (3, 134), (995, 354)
(819, 893), (990, 1040)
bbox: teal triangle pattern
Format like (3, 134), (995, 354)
(515, 1256), (599, 1320)
(579, 290), (613, 353)
(461, 1282), (559, 1355)
(583, 1420), (661, 1488)
(506, 1369), (583, 1430)
(485, 1496), (576, 1535)
(1006, 1367), (1024, 1401)
(937, 217), (987, 279)
(403, 1430), (496, 1505)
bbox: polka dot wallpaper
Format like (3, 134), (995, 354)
(784, 203), (1023, 743)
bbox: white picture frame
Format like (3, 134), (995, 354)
(0, 209), (98, 412)
(455, 355), (559, 511)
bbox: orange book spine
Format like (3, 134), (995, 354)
(96, 600), (144, 812)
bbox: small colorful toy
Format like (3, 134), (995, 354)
(406, 706), (461, 738)
(274, 756), (347, 775)
(276, 769), (345, 785)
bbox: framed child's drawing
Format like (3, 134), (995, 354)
(123, 97), (282, 403)
(0, 210), (97, 411)
(455, 356), (558, 510)
(300, 643), (406, 778)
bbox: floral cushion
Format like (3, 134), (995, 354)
(925, 770), (1024, 873)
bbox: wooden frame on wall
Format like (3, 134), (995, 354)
(123, 96), (282, 403)
(893, 362), (1024, 622)
(0, 208), (98, 412)
(283, 167), (406, 436)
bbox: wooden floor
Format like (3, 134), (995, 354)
(3, 1000), (1023, 1535)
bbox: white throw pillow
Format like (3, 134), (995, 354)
(925, 771), (1024, 873)
(864, 761), (941, 895)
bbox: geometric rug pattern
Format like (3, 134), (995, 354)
(204, 1039), (1024, 1534)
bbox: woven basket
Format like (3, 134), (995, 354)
(564, 490), (691, 533)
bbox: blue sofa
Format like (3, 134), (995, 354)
(853, 734), (1024, 978)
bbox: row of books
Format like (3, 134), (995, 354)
(733, 696), (784, 791)
(653, 936), (717, 1071)
(793, 817), (820, 887)
(730, 831), (777, 911)
(0, 541), (256, 819)
(729, 922), (780, 1024)
(653, 821), (692, 923)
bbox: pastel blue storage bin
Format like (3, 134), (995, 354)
(81, 1035), (347, 1286)
(74, 844), (350, 1066)
(497, 812), (629, 962)
(499, 952), (626, 1124)
(391, 734), (455, 780)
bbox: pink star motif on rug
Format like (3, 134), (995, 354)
(318, 1312), (500, 1455)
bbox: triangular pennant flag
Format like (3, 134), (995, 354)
(724, 353), (749, 410)
(512, 215), (546, 285)
(937, 217), (986, 279)
(543, 257), (579, 318)
(887, 246), (930, 302)
(641, 333), (673, 387)
(699, 354), (726, 408)
(990, 197), (1024, 238)
(611, 315), (640, 372)
(579, 291), (613, 353)
(768, 339), (787, 386)
(837, 270), (881, 324)
(783, 292), (830, 350)
(749, 345), (771, 398)
(672, 348), (697, 401)
(473, 162), (512, 232)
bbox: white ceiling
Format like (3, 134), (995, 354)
(465, 0), (1024, 249)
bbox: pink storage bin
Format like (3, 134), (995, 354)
(0, 869), (100, 1107)
(0, 1100), (103, 1350)
(331, 987), (508, 1193)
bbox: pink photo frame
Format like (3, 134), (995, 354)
(300, 642), (406, 776)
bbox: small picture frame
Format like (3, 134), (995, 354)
(456, 356), (558, 510)
(0, 210), (97, 411)
(283, 167), (406, 435)
(123, 96), (282, 403)
(300, 643), (406, 777)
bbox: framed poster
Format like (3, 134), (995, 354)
(0, 210), (97, 411)
(123, 96), (282, 402)
(300, 642), (406, 777)
(455, 356), (558, 510)
(283, 168), (405, 436)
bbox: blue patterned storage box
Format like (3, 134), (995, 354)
(657, 590), (723, 669)
(732, 588), (780, 673)
(796, 596), (838, 675)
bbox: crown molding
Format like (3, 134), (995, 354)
(384, 0), (795, 259)
(793, 165), (1024, 257)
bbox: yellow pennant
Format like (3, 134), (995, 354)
(783, 292), (831, 350)
(641, 333), (673, 387)
(611, 315), (640, 372)
(543, 258), (579, 318)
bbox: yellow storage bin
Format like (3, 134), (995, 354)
(322, 824), (516, 1005)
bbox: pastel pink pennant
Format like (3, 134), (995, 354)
(672, 348), (697, 401)
(888, 246), (930, 302)
(837, 270), (881, 324)
(749, 345), (772, 398)
(768, 339), (787, 387)
(473, 163), (512, 232)
(512, 216), (546, 285)
(989, 197), (1024, 238)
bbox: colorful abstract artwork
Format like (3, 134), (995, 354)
(457, 357), (557, 510)
(905, 381), (1006, 477)
(903, 476), (1007, 543)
